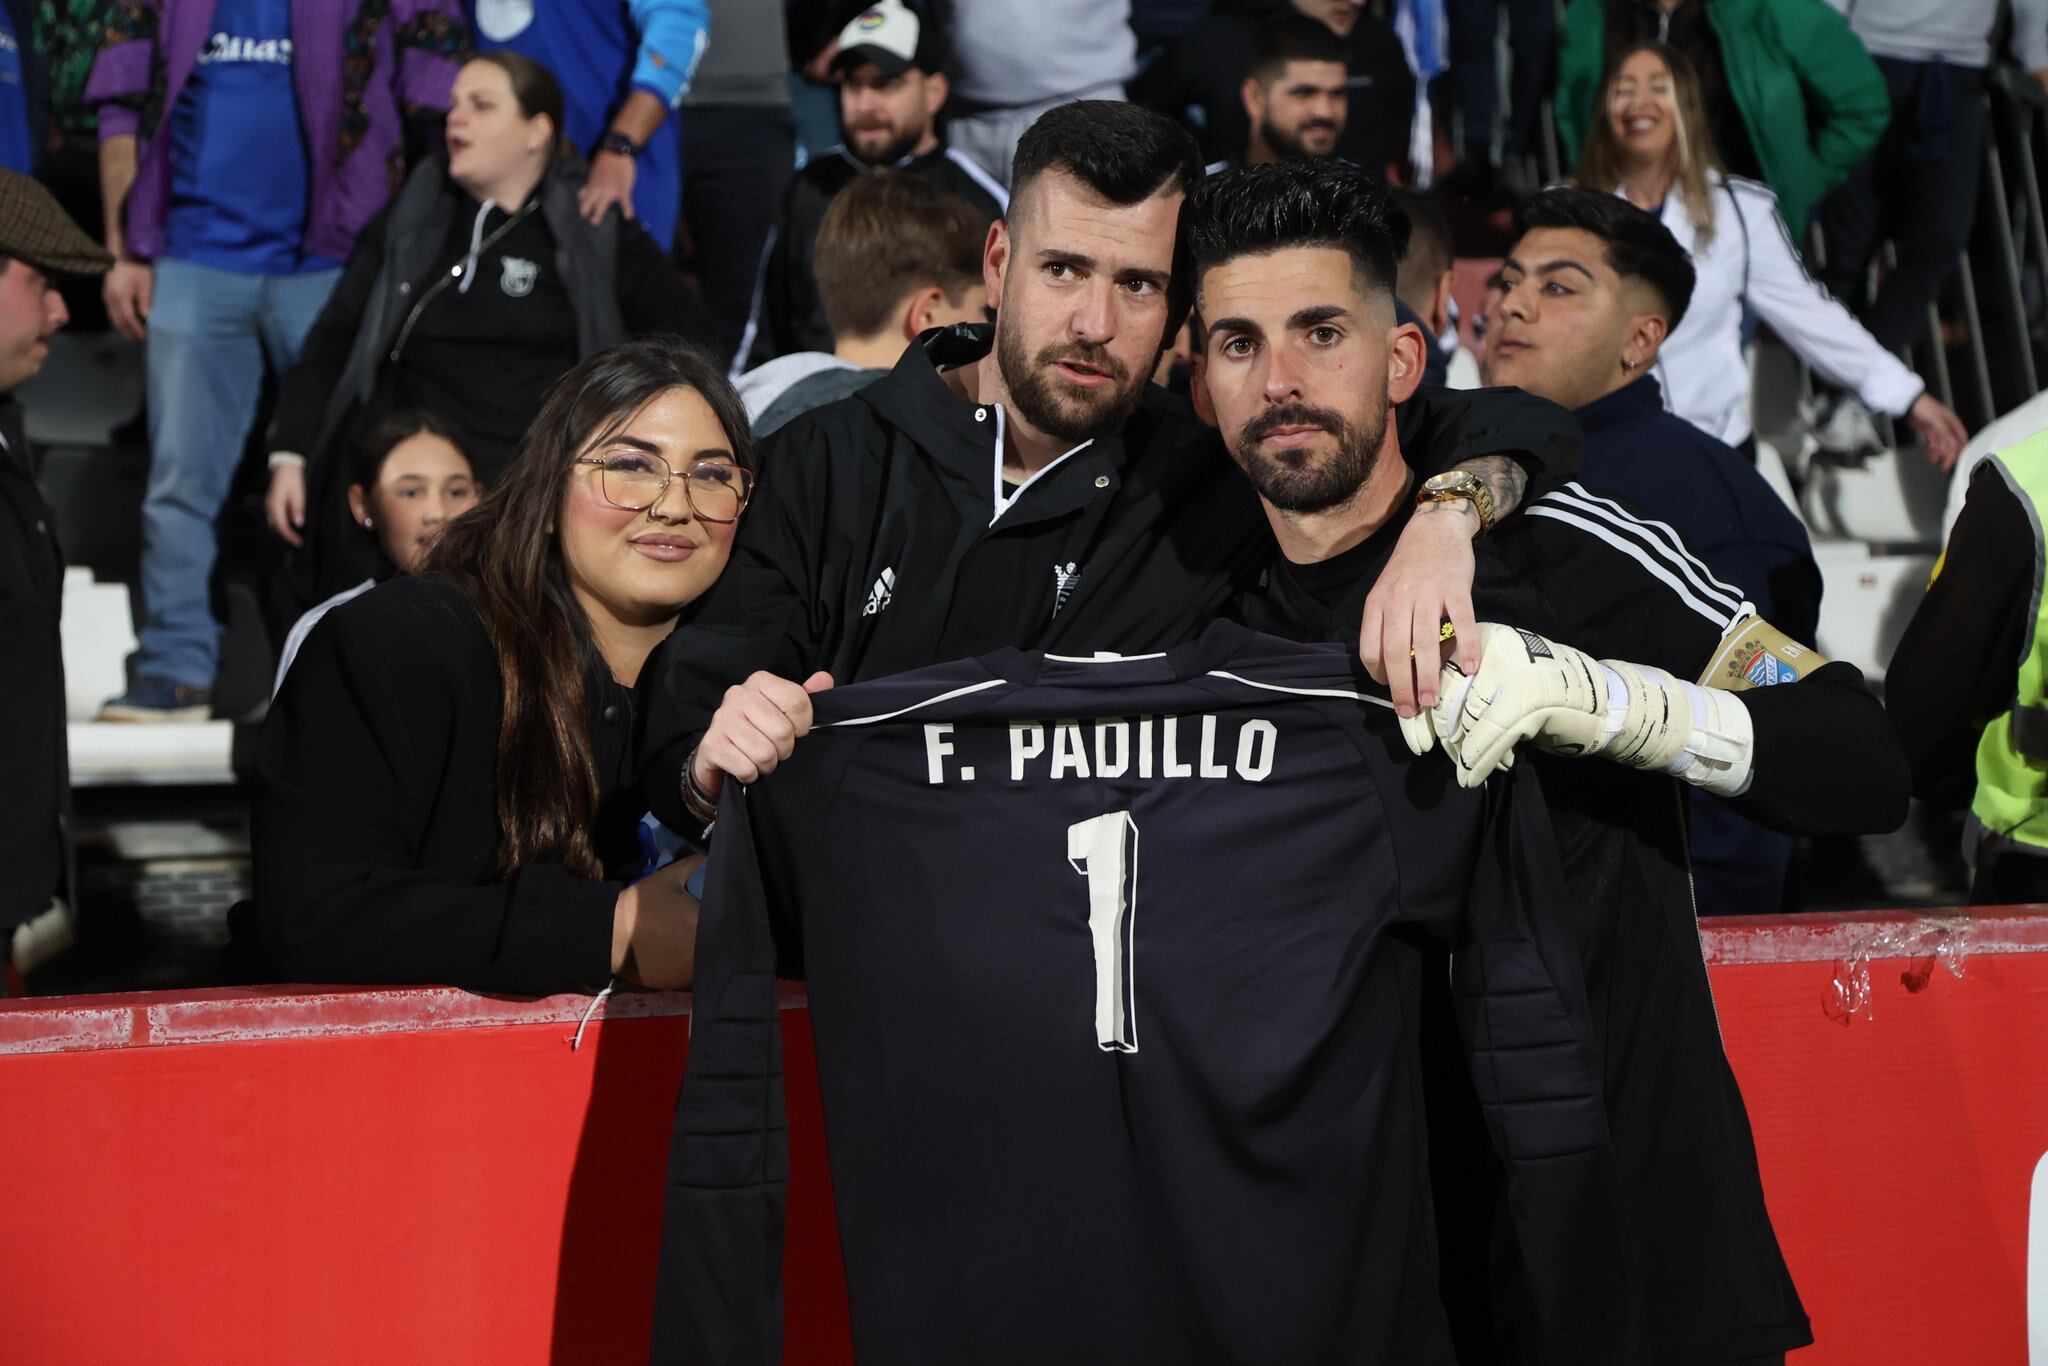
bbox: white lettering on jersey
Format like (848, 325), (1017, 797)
(1094, 720), (1129, 778)
(196, 34), (294, 64)
(1236, 719), (1277, 782)
(954, 714), (1279, 785)
(1050, 722), (1090, 779)
(862, 566), (895, 617)
(500, 255), (538, 297)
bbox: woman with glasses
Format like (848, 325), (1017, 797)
(261, 50), (716, 605)
(238, 337), (753, 995)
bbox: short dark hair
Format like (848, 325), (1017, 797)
(1009, 100), (1204, 215)
(815, 172), (986, 338)
(1388, 187), (1452, 310)
(1179, 160), (1408, 325)
(1248, 12), (1349, 82)
(350, 409), (472, 490)
(1513, 187), (1696, 329)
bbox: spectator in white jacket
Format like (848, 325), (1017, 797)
(1574, 43), (1968, 467)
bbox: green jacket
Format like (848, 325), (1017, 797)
(1555, 0), (1891, 237)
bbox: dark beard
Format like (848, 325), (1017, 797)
(1229, 400), (1387, 513)
(846, 122), (923, 167)
(995, 322), (1146, 445)
(1262, 118), (1341, 162)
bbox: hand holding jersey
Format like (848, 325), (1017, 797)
(1401, 617), (1834, 794)
(685, 669), (835, 820)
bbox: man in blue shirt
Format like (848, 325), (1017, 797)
(471, 0), (707, 250)
(93, 0), (461, 720)
(1482, 187), (1824, 916)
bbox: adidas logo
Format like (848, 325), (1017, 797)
(863, 567), (895, 617)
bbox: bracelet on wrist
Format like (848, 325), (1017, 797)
(680, 745), (719, 824)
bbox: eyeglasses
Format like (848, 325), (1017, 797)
(577, 452), (754, 523)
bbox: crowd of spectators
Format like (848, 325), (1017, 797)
(0, 0), (2043, 982)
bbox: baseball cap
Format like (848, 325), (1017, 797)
(0, 169), (111, 278)
(832, 0), (939, 78)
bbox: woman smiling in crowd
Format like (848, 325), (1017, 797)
(1574, 43), (1967, 466)
(263, 51), (715, 601)
(242, 337), (751, 995)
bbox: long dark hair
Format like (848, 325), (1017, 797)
(425, 336), (754, 880)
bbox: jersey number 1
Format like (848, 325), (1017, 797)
(1067, 812), (1140, 1053)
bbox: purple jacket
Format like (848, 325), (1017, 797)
(86, 0), (467, 263)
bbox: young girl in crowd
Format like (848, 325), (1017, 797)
(270, 411), (478, 694)
(241, 336), (752, 996)
(263, 50), (716, 601)
(1573, 43), (1968, 466)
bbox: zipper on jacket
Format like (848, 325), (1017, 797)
(387, 199), (539, 363)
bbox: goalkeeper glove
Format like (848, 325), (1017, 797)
(1403, 622), (1756, 794)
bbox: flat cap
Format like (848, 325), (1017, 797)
(0, 168), (113, 277)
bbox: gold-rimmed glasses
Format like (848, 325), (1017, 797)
(576, 451), (753, 523)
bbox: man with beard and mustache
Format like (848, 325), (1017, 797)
(1235, 12), (1350, 168)
(641, 101), (1584, 834)
(740, 0), (1006, 370)
(1185, 159), (1908, 1366)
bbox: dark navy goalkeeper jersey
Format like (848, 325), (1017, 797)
(653, 622), (1645, 1366)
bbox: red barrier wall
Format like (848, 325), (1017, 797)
(2, 910), (2044, 1363)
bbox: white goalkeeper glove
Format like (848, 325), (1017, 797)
(1401, 622), (1756, 795)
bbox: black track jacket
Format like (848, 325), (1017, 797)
(641, 323), (1584, 830)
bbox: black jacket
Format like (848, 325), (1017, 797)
(270, 154), (714, 598)
(0, 398), (72, 933)
(1237, 484), (1907, 1363)
(1887, 462), (2034, 803)
(1130, 0), (1418, 176)
(238, 576), (656, 996)
(640, 323), (1583, 830)
(741, 142), (1007, 369)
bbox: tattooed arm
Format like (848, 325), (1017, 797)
(1366, 383), (1581, 715)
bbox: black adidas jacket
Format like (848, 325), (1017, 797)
(640, 323), (1583, 830)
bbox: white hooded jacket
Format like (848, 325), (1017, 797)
(1641, 173), (1924, 446)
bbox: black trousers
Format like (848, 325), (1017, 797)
(1445, 0), (1556, 163)
(680, 104), (796, 362)
(1819, 58), (1986, 355)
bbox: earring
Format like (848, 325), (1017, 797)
(362, 517), (374, 528)
(1621, 358), (1636, 372)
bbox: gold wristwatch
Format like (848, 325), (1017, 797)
(1416, 469), (1496, 534)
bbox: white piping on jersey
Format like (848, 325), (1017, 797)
(1043, 649), (1167, 662)
(1547, 481), (1748, 613)
(1205, 671), (1395, 711)
(989, 403), (1094, 524)
(1527, 503), (1746, 630)
(820, 665), (1395, 730)
(942, 146), (1011, 209)
(818, 678), (1010, 729)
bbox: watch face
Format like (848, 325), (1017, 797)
(1424, 472), (1471, 494)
